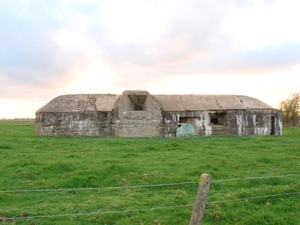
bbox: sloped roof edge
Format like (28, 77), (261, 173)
(154, 94), (275, 111)
(36, 94), (119, 113)
(37, 93), (275, 113)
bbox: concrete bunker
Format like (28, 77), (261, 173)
(36, 90), (282, 137)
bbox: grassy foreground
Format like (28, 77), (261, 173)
(0, 121), (299, 224)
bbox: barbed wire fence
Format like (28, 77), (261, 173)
(1, 173), (299, 221)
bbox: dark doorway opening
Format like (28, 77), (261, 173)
(210, 118), (219, 124)
(270, 116), (275, 135)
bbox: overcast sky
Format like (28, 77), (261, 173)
(1, 0), (300, 118)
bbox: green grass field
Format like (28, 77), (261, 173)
(0, 121), (299, 224)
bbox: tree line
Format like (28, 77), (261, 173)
(278, 93), (300, 126)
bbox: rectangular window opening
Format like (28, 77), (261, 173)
(209, 113), (226, 125)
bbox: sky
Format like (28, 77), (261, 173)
(0, 0), (300, 118)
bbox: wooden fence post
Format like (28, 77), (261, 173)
(190, 173), (211, 225)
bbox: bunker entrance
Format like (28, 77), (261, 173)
(179, 117), (197, 133)
(271, 116), (275, 135)
(176, 117), (198, 136)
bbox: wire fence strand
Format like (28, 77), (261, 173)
(2, 191), (300, 221)
(209, 191), (300, 204)
(211, 174), (300, 183)
(0, 181), (195, 193)
(1, 174), (298, 193)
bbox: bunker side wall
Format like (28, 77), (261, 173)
(162, 109), (282, 137)
(35, 111), (112, 136)
(227, 110), (271, 136)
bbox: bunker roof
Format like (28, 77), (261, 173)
(154, 94), (274, 111)
(36, 94), (119, 113)
(36, 91), (275, 113)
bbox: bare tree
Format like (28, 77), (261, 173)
(278, 93), (300, 126)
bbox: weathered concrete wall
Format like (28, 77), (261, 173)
(162, 109), (282, 137)
(274, 111), (283, 136)
(35, 94), (118, 136)
(36, 111), (112, 136)
(227, 110), (282, 136)
(227, 110), (271, 135)
(163, 111), (214, 137)
(111, 91), (163, 137)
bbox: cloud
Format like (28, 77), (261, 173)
(170, 42), (300, 75)
(2, 0), (299, 88)
(100, 0), (233, 82)
(0, 0), (300, 116)
(100, 0), (300, 83)
(0, 0), (103, 88)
